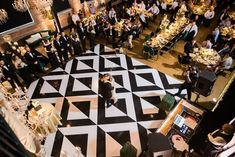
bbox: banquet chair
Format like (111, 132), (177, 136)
(217, 67), (234, 78)
(160, 41), (174, 54)
(143, 45), (156, 59)
(144, 35), (151, 42)
(120, 142), (137, 157)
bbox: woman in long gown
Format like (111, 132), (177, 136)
(12, 55), (34, 87)
(42, 39), (60, 69)
(70, 28), (82, 56)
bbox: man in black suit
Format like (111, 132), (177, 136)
(0, 60), (24, 89)
(24, 46), (43, 77)
(53, 34), (65, 64)
(77, 22), (86, 52)
(174, 66), (199, 100)
(184, 39), (198, 57)
(59, 31), (71, 60)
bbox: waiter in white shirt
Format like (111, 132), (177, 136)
(138, 1), (146, 10)
(170, 0), (179, 10)
(183, 21), (198, 41)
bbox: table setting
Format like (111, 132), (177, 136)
(190, 47), (221, 66)
(190, 4), (208, 15)
(27, 101), (62, 137)
(220, 24), (235, 41)
(145, 16), (188, 49)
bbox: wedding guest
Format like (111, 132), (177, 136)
(70, 28), (82, 56)
(108, 7), (117, 25)
(132, 17), (142, 38)
(170, 0), (179, 11)
(120, 5), (127, 19)
(160, 0), (167, 13)
(0, 60), (24, 89)
(204, 6), (215, 27)
(89, 4), (96, 15)
(132, 1), (137, 7)
(138, 1), (146, 10)
(205, 123), (235, 156)
(214, 52), (233, 74)
(121, 19), (130, 42)
(12, 55), (33, 87)
(77, 22), (86, 52)
(202, 37), (213, 49)
(42, 39), (60, 69)
(59, 31), (72, 58)
(24, 46), (43, 77)
(194, 15), (203, 27)
(174, 65), (199, 100)
(155, 0), (160, 6)
(87, 21), (96, 50)
(140, 12), (147, 28)
(53, 34), (65, 64)
(184, 39), (198, 57)
(218, 44), (230, 57)
(178, 1), (188, 13)
(219, 8), (229, 23)
(148, 3), (160, 16)
(124, 19), (133, 48)
(71, 11), (80, 26)
(212, 27), (220, 44)
(220, 17), (231, 27)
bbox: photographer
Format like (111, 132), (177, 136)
(174, 65), (199, 100)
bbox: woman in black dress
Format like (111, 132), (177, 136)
(42, 39), (60, 69)
(70, 28), (82, 56)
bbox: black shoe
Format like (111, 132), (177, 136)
(106, 104), (112, 108)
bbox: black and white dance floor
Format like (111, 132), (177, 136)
(27, 44), (186, 157)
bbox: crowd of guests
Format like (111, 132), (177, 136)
(0, 44), (45, 90)
(0, 0), (234, 92)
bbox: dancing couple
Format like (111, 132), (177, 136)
(99, 73), (117, 108)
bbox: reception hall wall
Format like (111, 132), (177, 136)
(0, 0), (84, 45)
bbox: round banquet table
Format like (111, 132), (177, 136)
(190, 48), (221, 69)
(28, 103), (62, 137)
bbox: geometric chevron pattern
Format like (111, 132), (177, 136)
(27, 44), (186, 157)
